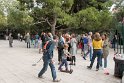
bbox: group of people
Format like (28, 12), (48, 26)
(86, 32), (110, 75)
(8, 31), (111, 82)
(38, 32), (110, 82)
(77, 32), (109, 74)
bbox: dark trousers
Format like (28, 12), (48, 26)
(68, 43), (71, 52)
(58, 49), (63, 62)
(71, 56), (76, 63)
(89, 49), (102, 69)
(27, 42), (30, 48)
(20, 38), (23, 41)
(9, 42), (13, 47)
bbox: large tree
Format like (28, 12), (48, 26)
(16, 0), (113, 34)
(0, 0), (8, 29)
(17, 0), (73, 35)
(6, 0), (33, 32)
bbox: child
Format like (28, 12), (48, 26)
(31, 35), (35, 45)
(38, 37), (42, 54)
(58, 44), (71, 71)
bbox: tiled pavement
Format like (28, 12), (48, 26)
(0, 40), (121, 83)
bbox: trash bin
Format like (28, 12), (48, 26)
(114, 57), (124, 78)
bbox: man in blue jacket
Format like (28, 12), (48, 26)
(38, 35), (60, 82)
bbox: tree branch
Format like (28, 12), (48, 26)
(33, 16), (54, 27)
(46, 18), (52, 27)
(33, 21), (46, 25)
(55, 25), (63, 28)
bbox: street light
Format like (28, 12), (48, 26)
(122, 17), (124, 54)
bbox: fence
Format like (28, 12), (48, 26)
(113, 23), (124, 55)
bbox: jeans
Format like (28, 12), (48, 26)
(58, 58), (68, 70)
(34, 39), (38, 48)
(100, 57), (107, 68)
(83, 44), (88, 53)
(38, 56), (57, 80)
(84, 46), (93, 61)
(89, 49), (102, 69)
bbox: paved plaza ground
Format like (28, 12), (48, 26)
(0, 40), (121, 83)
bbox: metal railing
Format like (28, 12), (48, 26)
(114, 23), (124, 55)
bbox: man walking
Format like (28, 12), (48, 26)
(57, 33), (65, 64)
(38, 36), (61, 82)
(83, 32), (93, 61)
(25, 33), (31, 48)
(8, 33), (13, 47)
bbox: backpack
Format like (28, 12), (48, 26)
(43, 41), (52, 50)
(43, 40), (52, 53)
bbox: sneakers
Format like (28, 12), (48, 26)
(96, 68), (99, 71)
(38, 75), (44, 79)
(104, 72), (109, 75)
(58, 68), (62, 71)
(69, 63), (73, 65)
(87, 66), (92, 69)
(53, 79), (61, 82)
(87, 66), (99, 71)
(38, 75), (61, 82)
(104, 68), (109, 75)
(83, 57), (86, 60)
(99, 66), (104, 70)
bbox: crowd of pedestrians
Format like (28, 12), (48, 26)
(8, 31), (111, 82)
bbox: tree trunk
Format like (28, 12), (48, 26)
(51, 15), (57, 35)
(46, 14), (57, 35)
(51, 25), (55, 36)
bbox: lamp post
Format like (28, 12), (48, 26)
(122, 17), (124, 54)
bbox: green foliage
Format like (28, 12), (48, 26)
(75, 7), (113, 31)
(0, 14), (7, 28)
(115, 7), (124, 22)
(0, 0), (9, 29)
(0, 0), (115, 33)
(7, 9), (33, 30)
(99, 10), (112, 29)
(76, 7), (100, 31)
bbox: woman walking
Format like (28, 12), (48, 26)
(101, 34), (110, 75)
(87, 32), (103, 71)
(70, 34), (77, 65)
